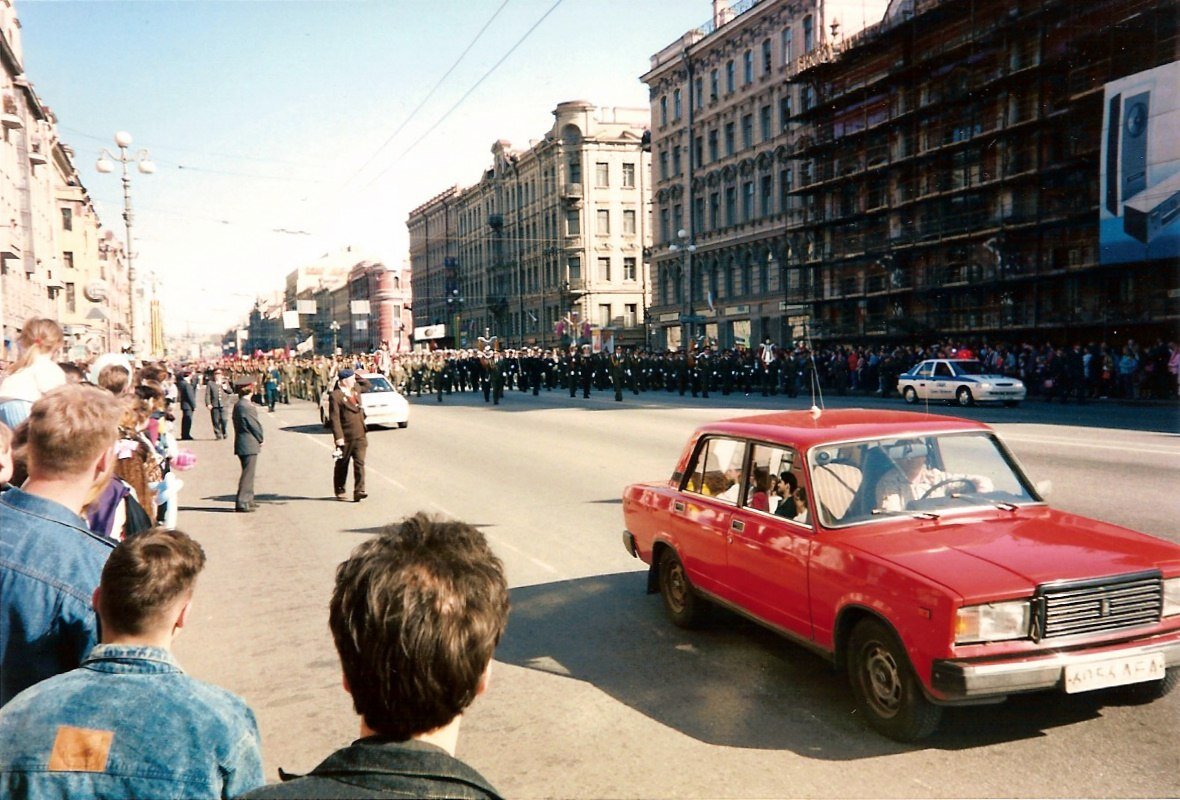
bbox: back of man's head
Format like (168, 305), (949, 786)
(96, 363), (132, 396)
(97, 528), (206, 638)
(26, 384), (123, 479)
(330, 513), (509, 741)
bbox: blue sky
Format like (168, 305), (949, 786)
(18, 0), (886, 336)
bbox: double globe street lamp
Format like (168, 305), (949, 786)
(96, 131), (155, 357)
(667, 228), (696, 351)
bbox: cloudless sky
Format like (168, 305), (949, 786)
(17, 0), (887, 336)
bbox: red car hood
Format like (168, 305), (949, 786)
(840, 507), (1180, 602)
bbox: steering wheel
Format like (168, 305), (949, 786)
(918, 477), (976, 501)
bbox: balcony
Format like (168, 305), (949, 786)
(487, 214), (504, 229)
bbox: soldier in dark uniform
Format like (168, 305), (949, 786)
(491, 353), (506, 405)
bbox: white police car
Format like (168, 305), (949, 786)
(897, 359), (1026, 407)
(319, 372), (410, 429)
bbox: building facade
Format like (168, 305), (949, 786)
(408, 101), (652, 350)
(789, 0), (1178, 345)
(1, 0), (128, 360)
(644, 0), (825, 351)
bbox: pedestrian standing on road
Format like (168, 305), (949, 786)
(329, 369), (368, 502)
(232, 378), (264, 513)
(206, 368), (229, 440)
(177, 370), (198, 440)
(241, 513), (509, 800)
(0, 527), (265, 799)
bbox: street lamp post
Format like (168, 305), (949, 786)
(330, 320), (341, 355)
(668, 228), (696, 351)
(96, 131), (155, 357)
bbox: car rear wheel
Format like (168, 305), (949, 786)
(955, 386), (974, 406)
(659, 549), (705, 629)
(903, 386), (918, 405)
(397, 421), (408, 429)
(848, 618), (941, 742)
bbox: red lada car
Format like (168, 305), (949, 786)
(621, 409), (1180, 741)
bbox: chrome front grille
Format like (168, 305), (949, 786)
(1035, 571), (1162, 640)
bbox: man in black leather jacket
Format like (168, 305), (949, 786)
(243, 514), (509, 800)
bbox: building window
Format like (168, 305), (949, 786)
(743, 181), (755, 221)
(63, 251), (74, 270)
(599, 303), (612, 327)
(673, 88), (682, 120)
(708, 129), (719, 162)
(660, 208), (670, 243)
(622, 162), (636, 187)
(802, 85), (815, 112)
(596, 162), (609, 187)
(725, 122), (735, 156)
(568, 156), (581, 184)
(726, 60), (735, 93)
(760, 174), (774, 216)
(623, 257), (637, 281)
(780, 94), (793, 131)
(61, 208), (73, 231)
(659, 151), (669, 180)
(742, 114), (753, 149)
(566, 210), (581, 236)
(624, 303), (638, 326)
(760, 104), (772, 141)
(725, 186), (737, 225)
(694, 196), (705, 233)
(709, 192), (720, 230)
(568, 256), (581, 282)
(762, 38), (773, 74)
(623, 208), (637, 235)
(803, 15), (814, 53)
(673, 204), (682, 233)
(659, 95), (667, 126)
(780, 167), (792, 211)
(597, 208), (610, 235)
(710, 69), (719, 101)
(694, 76), (704, 109)
(672, 145), (682, 176)
(598, 256), (612, 282)
(782, 27), (793, 65)
(694, 136), (703, 168)
(743, 50), (753, 84)
(65, 282), (76, 313)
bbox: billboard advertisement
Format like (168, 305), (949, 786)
(1099, 61), (1180, 264)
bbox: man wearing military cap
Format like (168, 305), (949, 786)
(232, 377), (264, 512)
(329, 369), (369, 502)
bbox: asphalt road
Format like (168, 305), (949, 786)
(173, 388), (1180, 799)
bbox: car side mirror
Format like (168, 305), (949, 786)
(1036, 480), (1053, 498)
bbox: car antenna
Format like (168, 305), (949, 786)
(805, 321), (824, 418)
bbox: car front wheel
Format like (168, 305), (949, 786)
(903, 386), (918, 404)
(659, 549), (705, 629)
(848, 618), (941, 742)
(956, 386), (974, 406)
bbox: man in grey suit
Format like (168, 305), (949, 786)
(232, 378), (264, 513)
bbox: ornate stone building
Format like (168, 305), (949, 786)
(408, 101), (652, 350)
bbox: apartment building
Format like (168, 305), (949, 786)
(1, 0), (127, 358)
(643, 0), (824, 350)
(408, 101), (652, 350)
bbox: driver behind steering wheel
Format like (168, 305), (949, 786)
(875, 440), (993, 513)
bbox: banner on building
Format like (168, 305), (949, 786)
(350, 300), (371, 315)
(297, 300), (317, 315)
(1099, 61), (1180, 265)
(282, 310), (300, 329)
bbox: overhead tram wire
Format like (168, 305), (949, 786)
(339, 0), (513, 189)
(361, 0), (568, 192)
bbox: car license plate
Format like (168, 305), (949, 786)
(1063, 652), (1166, 693)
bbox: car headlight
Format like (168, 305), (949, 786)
(955, 601), (1030, 644)
(1164, 577), (1180, 617)
(976, 382), (991, 389)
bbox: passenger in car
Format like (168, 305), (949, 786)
(747, 466), (771, 512)
(875, 440), (992, 512)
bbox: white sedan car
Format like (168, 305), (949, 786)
(897, 359), (1026, 407)
(320, 372), (409, 429)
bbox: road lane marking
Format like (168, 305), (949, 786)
(999, 432), (1179, 456)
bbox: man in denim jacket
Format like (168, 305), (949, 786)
(244, 514), (508, 799)
(0, 384), (123, 707)
(0, 527), (265, 799)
